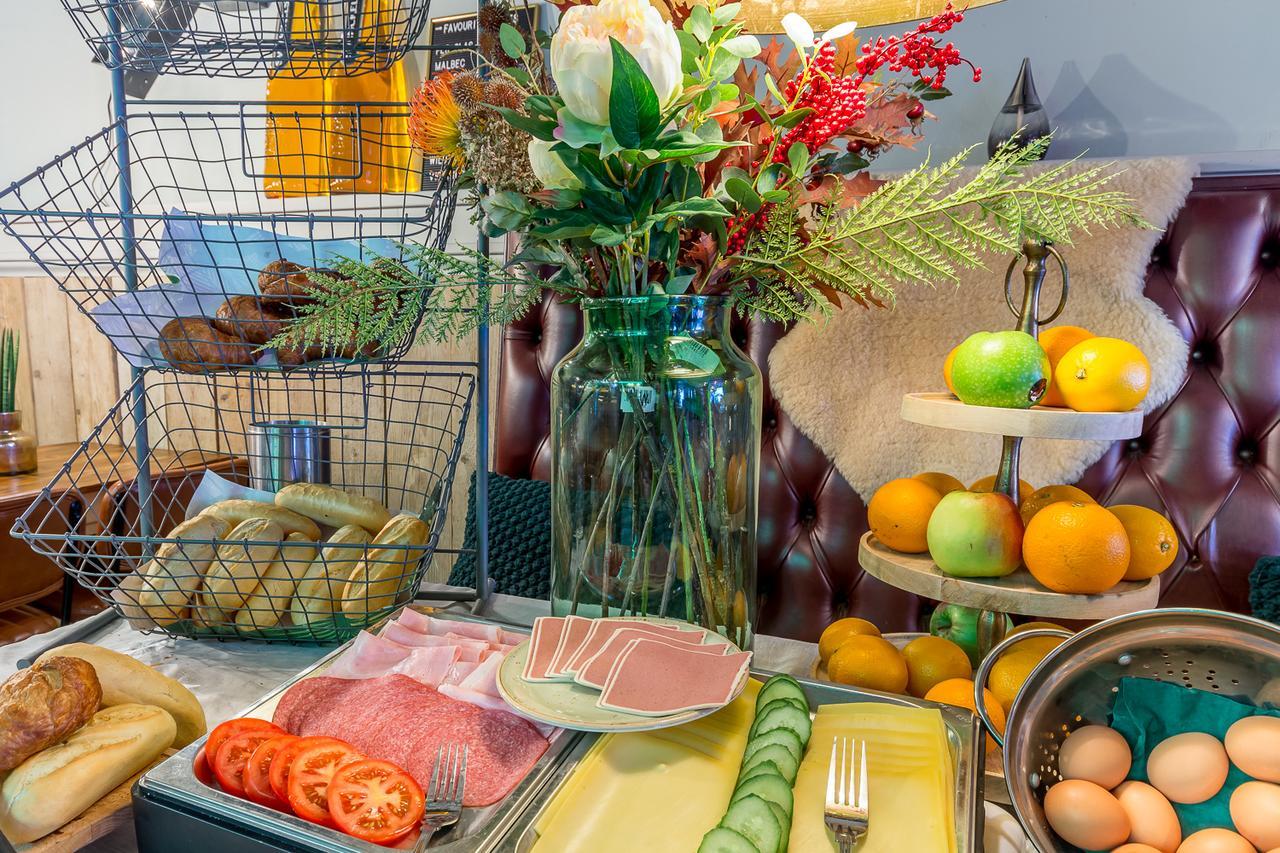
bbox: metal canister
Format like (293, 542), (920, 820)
(247, 419), (331, 491)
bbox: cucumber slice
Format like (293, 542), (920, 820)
(738, 759), (785, 784)
(743, 727), (804, 765)
(749, 702), (813, 748)
(698, 826), (760, 853)
(732, 772), (794, 814)
(755, 675), (807, 711)
(721, 794), (783, 853)
(740, 743), (800, 784)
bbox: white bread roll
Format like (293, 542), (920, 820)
(291, 524), (371, 627)
(276, 483), (391, 535)
(37, 643), (206, 748)
(235, 532), (317, 630)
(201, 517), (283, 614)
(341, 514), (430, 619)
(137, 514), (229, 614)
(111, 566), (185, 628)
(202, 499), (321, 541)
(0, 704), (176, 843)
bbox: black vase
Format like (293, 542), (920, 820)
(987, 57), (1051, 159)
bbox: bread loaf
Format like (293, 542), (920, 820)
(202, 499), (321, 540)
(235, 532), (317, 630)
(0, 658), (101, 772)
(35, 643), (206, 748)
(290, 524), (371, 626)
(111, 566), (185, 628)
(0, 704), (176, 843)
(275, 483), (391, 534)
(341, 514), (430, 619)
(137, 514), (228, 615)
(202, 517), (283, 614)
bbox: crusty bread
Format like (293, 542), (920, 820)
(137, 514), (229, 614)
(35, 644), (205, 748)
(202, 518), (282, 614)
(290, 524), (371, 626)
(235, 532), (317, 630)
(275, 483), (390, 535)
(0, 658), (101, 772)
(0, 704), (176, 843)
(341, 514), (430, 619)
(202, 499), (321, 540)
(111, 566), (185, 628)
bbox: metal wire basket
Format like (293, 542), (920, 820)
(0, 102), (458, 374)
(12, 362), (475, 643)
(973, 609), (1280, 852)
(61, 0), (434, 77)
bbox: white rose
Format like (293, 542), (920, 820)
(528, 139), (581, 190)
(550, 0), (683, 127)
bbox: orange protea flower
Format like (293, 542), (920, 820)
(408, 72), (464, 167)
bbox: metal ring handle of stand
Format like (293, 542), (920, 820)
(1004, 245), (1070, 326)
(972, 628), (1073, 748)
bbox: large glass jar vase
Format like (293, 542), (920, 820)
(549, 295), (762, 648)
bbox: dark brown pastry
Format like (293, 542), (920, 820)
(0, 657), (102, 771)
(212, 296), (292, 345)
(157, 317), (256, 373)
(256, 258), (309, 302)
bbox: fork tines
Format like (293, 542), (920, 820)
(824, 736), (869, 850)
(427, 742), (468, 806)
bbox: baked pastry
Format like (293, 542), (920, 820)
(157, 317), (256, 373)
(0, 658), (101, 772)
(341, 514), (431, 619)
(257, 258), (310, 301)
(201, 518), (284, 614)
(202, 499), (322, 540)
(290, 524), (372, 626)
(212, 296), (293, 345)
(275, 482), (391, 534)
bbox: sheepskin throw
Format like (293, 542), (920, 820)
(768, 157), (1197, 500)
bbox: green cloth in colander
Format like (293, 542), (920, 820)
(1109, 676), (1280, 834)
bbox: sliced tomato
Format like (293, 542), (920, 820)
(243, 734), (297, 809)
(286, 740), (363, 826)
(270, 735), (349, 804)
(193, 745), (215, 788)
(206, 718), (284, 764)
(213, 730), (277, 797)
(327, 759), (425, 845)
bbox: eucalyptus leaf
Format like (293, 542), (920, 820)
(708, 49), (740, 81)
(608, 38), (661, 148)
(685, 4), (713, 41)
(781, 12), (814, 49)
(920, 88), (951, 101)
(721, 34), (761, 58)
(712, 3), (742, 25)
(788, 142), (810, 176)
(725, 177), (762, 213)
(676, 30), (701, 74)
(499, 22), (526, 58)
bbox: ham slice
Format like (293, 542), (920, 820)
(460, 652), (503, 697)
(392, 607), (434, 634)
(546, 615), (593, 679)
(597, 639), (752, 716)
(574, 629), (728, 690)
(428, 618), (502, 643)
(382, 621), (479, 649)
(444, 661), (479, 684)
(563, 619), (705, 675)
(522, 616), (567, 682)
(325, 631), (412, 680)
(388, 645), (460, 688)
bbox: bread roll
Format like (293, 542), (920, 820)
(111, 566), (184, 628)
(275, 483), (391, 535)
(212, 296), (291, 345)
(290, 524), (372, 626)
(35, 643), (205, 748)
(137, 514), (229, 615)
(235, 532), (317, 630)
(202, 499), (321, 540)
(157, 317), (256, 373)
(0, 658), (101, 772)
(0, 704), (176, 843)
(202, 518), (282, 614)
(341, 514), (430, 619)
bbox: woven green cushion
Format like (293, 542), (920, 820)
(1250, 555), (1280, 623)
(448, 472), (551, 599)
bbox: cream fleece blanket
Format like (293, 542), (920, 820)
(768, 157), (1197, 500)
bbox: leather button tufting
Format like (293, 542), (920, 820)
(1237, 440), (1258, 464)
(1261, 243), (1277, 267)
(1150, 243), (1168, 266)
(1128, 438), (1144, 454)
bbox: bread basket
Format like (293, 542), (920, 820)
(972, 608), (1280, 852)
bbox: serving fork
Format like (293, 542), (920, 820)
(412, 742), (468, 852)
(824, 736), (869, 853)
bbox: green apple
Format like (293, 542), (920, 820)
(951, 331), (1050, 409)
(926, 490), (1023, 577)
(929, 603), (1014, 667)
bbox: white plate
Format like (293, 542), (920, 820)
(495, 621), (749, 733)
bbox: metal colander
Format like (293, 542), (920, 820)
(972, 608), (1280, 853)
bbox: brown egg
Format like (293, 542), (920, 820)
(1114, 781), (1181, 853)
(1230, 780), (1280, 851)
(1176, 828), (1255, 853)
(1043, 779), (1131, 851)
(1225, 715), (1280, 782)
(1059, 725), (1134, 789)
(1147, 733), (1230, 804)
(1114, 845), (1165, 853)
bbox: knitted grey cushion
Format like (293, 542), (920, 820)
(448, 472), (551, 600)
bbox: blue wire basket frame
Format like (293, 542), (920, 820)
(12, 362), (476, 644)
(62, 0), (435, 78)
(0, 101), (459, 374)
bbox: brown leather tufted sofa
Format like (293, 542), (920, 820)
(496, 174), (1280, 641)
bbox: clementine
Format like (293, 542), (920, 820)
(902, 635), (972, 698)
(924, 677), (1006, 753)
(970, 474), (1035, 498)
(943, 345), (959, 395)
(1037, 325), (1094, 407)
(818, 617), (881, 666)
(1055, 337), (1151, 412)
(1108, 504), (1179, 580)
(867, 477), (942, 553)
(1019, 484), (1095, 526)
(1022, 501), (1131, 594)
(827, 635), (909, 694)
(913, 471), (966, 496)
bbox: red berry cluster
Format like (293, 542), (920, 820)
(854, 3), (981, 89)
(772, 42), (868, 159)
(726, 206), (772, 254)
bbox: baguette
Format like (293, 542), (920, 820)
(0, 704), (176, 843)
(341, 514), (430, 620)
(202, 499), (321, 541)
(35, 643), (206, 748)
(137, 514), (229, 614)
(235, 532), (318, 630)
(290, 524), (371, 626)
(201, 517), (283, 614)
(0, 658), (101, 772)
(275, 482), (390, 535)
(111, 566), (185, 628)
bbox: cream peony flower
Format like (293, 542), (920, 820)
(550, 0), (683, 127)
(528, 139), (581, 190)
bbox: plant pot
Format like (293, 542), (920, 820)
(0, 411), (36, 475)
(549, 294), (763, 647)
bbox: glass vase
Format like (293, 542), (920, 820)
(0, 411), (36, 476)
(549, 295), (762, 648)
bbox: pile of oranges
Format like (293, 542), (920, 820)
(868, 473), (1179, 595)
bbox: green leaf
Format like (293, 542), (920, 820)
(676, 30), (701, 74)
(494, 106), (557, 141)
(481, 191), (533, 231)
(557, 107), (606, 148)
(760, 189), (789, 203)
(707, 49), (740, 81)
(657, 197), (730, 218)
(712, 3), (742, 25)
(755, 164), (781, 193)
(721, 34), (760, 58)
(919, 88), (952, 101)
(685, 5), (713, 41)
(771, 108), (813, 129)
(504, 66), (531, 86)
(590, 225), (629, 246)
(715, 82), (740, 102)
(608, 38), (661, 148)
(499, 23), (526, 58)
(764, 74), (786, 105)
(788, 142), (809, 176)
(725, 177), (762, 213)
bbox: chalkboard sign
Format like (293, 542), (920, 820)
(427, 4), (540, 79)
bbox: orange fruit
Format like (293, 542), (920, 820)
(913, 471), (965, 496)
(943, 345), (959, 395)
(1019, 484), (1095, 526)
(970, 474), (1035, 498)
(1108, 504), (1179, 580)
(924, 677), (1006, 753)
(1055, 337), (1151, 412)
(867, 478), (942, 553)
(1008, 621), (1070, 637)
(1023, 501), (1131, 593)
(987, 647), (1048, 713)
(1037, 325), (1094, 407)
(818, 617), (881, 666)
(902, 635), (973, 698)
(827, 635), (909, 694)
